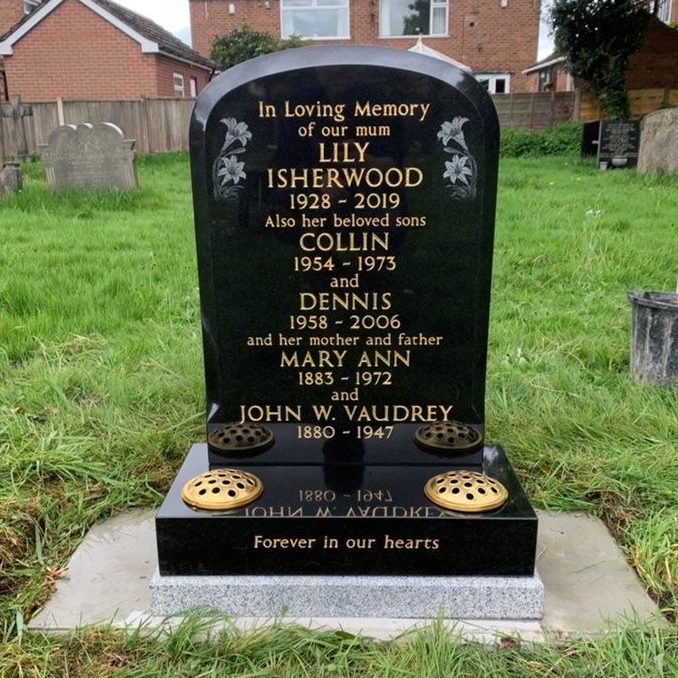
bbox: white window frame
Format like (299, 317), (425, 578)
(24, 0), (40, 14)
(190, 77), (197, 98)
(379, 0), (449, 38)
(280, 0), (350, 40)
(656, 0), (672, 22)
(173, 73), (185, 97)
(475, 74), (511, 94)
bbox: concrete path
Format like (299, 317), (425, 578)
(28, 510), (665, 642)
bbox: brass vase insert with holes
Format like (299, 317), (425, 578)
(181, 469), (263, 510)
(424, 470), (508, 512)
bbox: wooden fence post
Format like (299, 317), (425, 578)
(1, 95), (33, 160)
(573, 88), (581, 122)
(549, 90), (555, 128)
(0, 110), (5, 166)
(140, 96), (151, 154)
(56, 97), (65, 126)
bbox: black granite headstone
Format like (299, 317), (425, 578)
(597, 119), (640, 169)
(156, 47), (538, 577)
(580, 120), (600, 157)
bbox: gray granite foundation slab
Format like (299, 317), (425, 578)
(149, 569), (543, 619)
(28, 509), (665, 641)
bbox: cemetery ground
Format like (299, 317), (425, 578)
(1, 152), (677, 676)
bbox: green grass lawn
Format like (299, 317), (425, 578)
(1, 154), (677, 676)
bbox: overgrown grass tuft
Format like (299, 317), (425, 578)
(1, 153), (676, 673)
(1, 616), (676, 676)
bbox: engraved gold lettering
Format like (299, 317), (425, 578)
(341, 405), (453, 422)
(383, 535), (440, 549)
(318, 141), (369, 163)
(267, 166), (422, 189)
(253, 535), (317, 548)
(258, 101), (277, 118)
(280, 350), (347, 368)
(353, 101), (431, 121)
(283, 100), (346, 122)
(299, 292), (392, 311)
(357, 350), (411, 368)
(240, 404), (302, 422)
(299, 232), (389, 253)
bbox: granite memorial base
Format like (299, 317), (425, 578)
(153, 436), (542, 619)
(149, 570), (544, 619)
(156, 442), (538, 578)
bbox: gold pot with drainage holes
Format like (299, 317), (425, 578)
(414, 420), (483, 453)
(424, 470), (508, 513)
(181, 469), (263, 510)
(208, 422), (274, 454)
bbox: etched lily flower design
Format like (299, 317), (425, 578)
(438, 116), (476, 200)
(218, 155), (246, 185)
(213, 116), (252, 201)
(437, 116), (469, 150)
(220, 117), (252, 151)
(443, 155), (473, 186)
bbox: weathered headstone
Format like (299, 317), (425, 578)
(152, 47), (540, 617)
(638, 108), (678, 175)
(41, 122), (137, 191)
(0, 162), (23, 196)
(597, 119), (640, 169)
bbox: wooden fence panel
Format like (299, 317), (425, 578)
(579, 88), (677, 122)
(1, 101), (58, 156)
(29, 102), (59, 153)
(492, 92), (575, 130)
(145, 98), (194, 153)
(61, 100), (147, 152)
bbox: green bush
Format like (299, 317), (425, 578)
(210, 25), (304, 71)
(501, 122), (583, 157)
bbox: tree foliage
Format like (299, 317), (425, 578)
(210, 25), (304, 71)
(550, 0), (652, 119)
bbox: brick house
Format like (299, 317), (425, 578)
(190, 0), (542, 93)
(524, 19), (678, 94)
(0, 0), (215, 102)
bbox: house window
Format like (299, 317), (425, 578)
(24, 0), (40, 13)
(380, 0), (448, 37)
(173, 73), (185, 97)
(190, 77), (198, 97)
(475, 74), (510, 94)
(537, 67), (555, 92)
(656, 0), (672, 22)
(281, 0), (349, 39)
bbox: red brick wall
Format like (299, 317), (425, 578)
(154, 54), (211, 97)
(190, 0), (541, 92)
(526, 64), (571, 93)
(627, 21), (678, 89)
(0, 0), (26, 35)
(3, 0), (211, 101)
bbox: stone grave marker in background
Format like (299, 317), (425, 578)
(580, 120), (600, 157)
(42, 122), (137, 191)
(638, 108), (678, 175)
(151, 47), (541, 618)
(597, 119), (640, 170)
